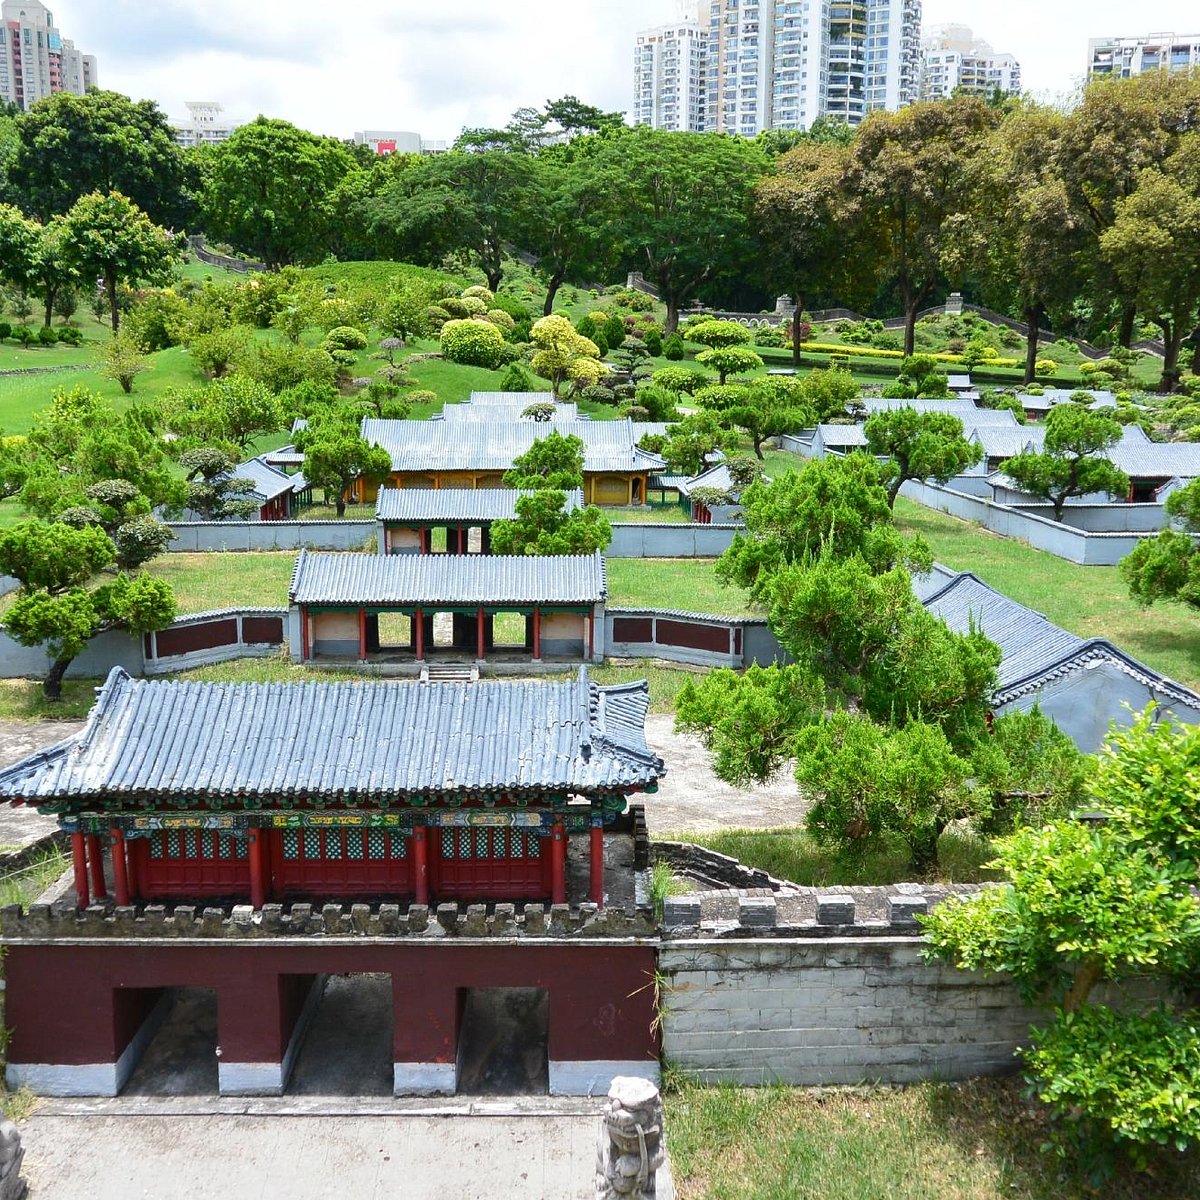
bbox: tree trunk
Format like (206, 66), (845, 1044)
(334, 488), (347, 517)
(43, 656), (72, 702)
(1117, 303), (1136, 350)
(485, 263), (503, 293)
(43, 283), (58, 328)
(1023, 304), (1043, 385)
(664, 299), (680, 336)
(908, 826), (941, 876)
(753, 437), (765, 461)
(886, 477), (903, 509)
(1158, 322), (1183, 394)
(1063, 959), (1104, 1013)
(791, 291), (805, 368)
(1053, 493), (1067, 523)
(106, 270), (120, 335)
(542, 271), (565, 316)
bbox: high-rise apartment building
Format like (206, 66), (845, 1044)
(633, 16), (708, 131)
(0, 0), (96, 112)
(920, 24), (1021, 102)
(637, 0), (921, 138)
(1088, 33), (1200, 78)
(170, 102), (239, 150)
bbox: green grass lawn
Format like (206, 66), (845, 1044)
(894, 497), (1200, 692)
(605, 558), (753, 616)
(664, 1078), (1200, 1200)
(144, 551), (297, 613)
(608, 504), (690, 524)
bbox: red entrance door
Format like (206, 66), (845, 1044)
(433, 827), (552, 901)
(133, 830), (251, 900)
(270, 827), (413, 898)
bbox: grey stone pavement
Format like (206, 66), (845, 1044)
(20, 1107), (604, 1200)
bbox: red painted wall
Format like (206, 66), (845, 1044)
(5, 943), (660, 1069)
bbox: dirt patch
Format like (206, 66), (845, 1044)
(0, 719), (84, 852)
(642, 714), (801, 834)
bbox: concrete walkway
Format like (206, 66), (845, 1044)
(21, 1101), (603, 1200)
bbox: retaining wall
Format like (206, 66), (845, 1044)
(0, 608), (287, 681)
(606, 524), (738, 558)
(897, 480), (1188, 566)
(167, 521), (375, 552)
(605, 609), (785, 669)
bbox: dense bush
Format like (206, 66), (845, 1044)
(323, 326), (369, 352)
(663, 333), (685, 361)
(440, 318), (506, 368)
(36, 325), (58, 346)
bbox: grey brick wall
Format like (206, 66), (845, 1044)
(660, 938), (1038, 1086)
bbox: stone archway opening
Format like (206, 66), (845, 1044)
(456, 987), (549, 1096)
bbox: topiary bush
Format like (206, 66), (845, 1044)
(36, 325), (58, 346)
(0, 322), (10, 341)
(440, 319), (507, 368)
(663, 333), (685, 361)
(643, 327), (663, 357)
(324, 326), (368, 352)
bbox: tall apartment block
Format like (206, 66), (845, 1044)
(920, 24), (1021, 102)
(635, 0), (922, 138)
(170, 102), (239, 150)
(633, 14), (708, 132)
(0, 0), (96, 112)
(1088, 33), (1200, 78)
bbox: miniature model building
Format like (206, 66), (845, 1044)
(0, 666), (663, 910)
(0, 668), (665, 1097)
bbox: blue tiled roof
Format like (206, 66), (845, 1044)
(289, 550), (607, 607)
(374, 489), (583, 523)
(0, 667), (665, 805)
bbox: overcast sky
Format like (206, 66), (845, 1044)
(58, 1), (1200, 141)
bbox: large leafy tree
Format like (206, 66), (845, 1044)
(710, 376), (814, 460)
(0, 520), (176, 699)
(1056, 70), (1200, 347)
(59, 191), (182, 333)
(161, 375), (283, 454)
(753, 140), (873, 365)
(1004, 405), (1129, 521)
(842, 97), (999, 355)
(589, 128), (770, 332)
(6, 90), (194, 225)
(204, 118), (359, 269)
(179, 448), (259, 522)
(966, 105), (1089, 384)
(1100, 134), (1200, 392)
(864, 408), (983, 507)
(365, 149), (533, 291)
(503, 431), (585, 491)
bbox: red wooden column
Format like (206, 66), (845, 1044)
(358, 608), (368, 660)
(300, 608), (310, 661)
(476, 607), (486, 661)
(551, 818), (567, 905)
(588, 610), (596, 661)
(71, 832), (90, 908)
(532, 607), (542, 661)
(414, 608), (425, 660)
(110, 828), (130, 907)
(413, 826), (429, 905)
(85, 834), (107, 901)
(589, 815), (605, 907)
(419, 527), (429, 554)
(248, 829), (265, 910)
(458, 523), (465, 555)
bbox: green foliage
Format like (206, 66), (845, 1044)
(98, 330), (150, 395)
(696, 345), (764, 385)
(178, 447), (259, 521)
(1121, 479), (1200, 608)
(161, 375), (281, 453)
(59, 191), (182, 333)
(236, 340), (336, 394)
(661, 412), (732, 476)
(864, 408), (983, 506)
(676, 664), (826, 787)
(293, 409), (392, 517)
(651, 366), (708, 395)
(797, 712), (976, 873)
(662, 333), (685, 361)
(503, 430), (585, 491)
(716, 454), (931, 602)
(489, 490), (612, 556)
(440, 318), (507, 368)
(1005, 404), (1129, 521)
(498, 361), (537, 393)
(687, 320), (754, 350)
(529, 314), (602, 395)
(923, 709), (1200, 1173)
(204, 118), (358, 268)
(322, 325), (368, 352)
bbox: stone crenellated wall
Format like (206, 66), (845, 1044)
(0, 898), (656, 942)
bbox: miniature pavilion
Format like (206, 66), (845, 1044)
(0, 666), (664, 912)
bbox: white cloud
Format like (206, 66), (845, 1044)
(51, 1), (1200, 141)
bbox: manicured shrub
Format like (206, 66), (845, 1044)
(36, 325), (58, 346)
(462, 285), (495, 305)
(11, 325), (33, 346)
(324, 326), (368, 352)
(458, 295), (488, 316)
(643, 327), (663, 356)
(663, 333), (685, 361)
(440, 297), (471, 319)
(0, 322), (12, 341)
(440, 318), (506, 368)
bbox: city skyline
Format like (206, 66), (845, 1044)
(35, 1), (1200, 141)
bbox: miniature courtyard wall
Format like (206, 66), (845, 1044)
(605, 609), (788, 669)
(166, 520), (739, 558)
(1, 902), (660, 1098)
(896, 480), (1190, 566)
(0, 608), (286, 681)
